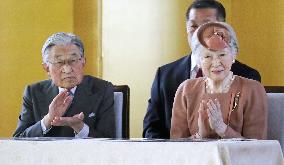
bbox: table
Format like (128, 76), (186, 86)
(0, 138), (283, 165)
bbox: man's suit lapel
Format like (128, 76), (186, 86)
(38, 81), (58, 118)
(66, 77), (104, 118)
(46, 82), (59, 103)
(184, 54), (191, 79)
(68, 84), (93, 116)
(167, 55), (191, 111)
(175, 55), (191, 85)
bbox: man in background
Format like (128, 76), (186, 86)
(14, 32), (115, 138)
(143, 0), (261, 138)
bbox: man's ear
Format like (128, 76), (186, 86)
(186, 22), (190, 34)
(42, 63), (49, 72)
(82, 57), (86, 66)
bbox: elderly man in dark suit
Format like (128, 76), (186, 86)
(14, 32), (115, 138)
(143, 0), (261, 139)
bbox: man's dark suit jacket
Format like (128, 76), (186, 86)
(13, 75), (116, 138)
(143, 55), (261, 139)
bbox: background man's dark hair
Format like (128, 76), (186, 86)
(186, 0), (226, 22)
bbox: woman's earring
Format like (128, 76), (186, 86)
(232, 59), (235, 63)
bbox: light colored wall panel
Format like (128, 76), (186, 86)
(102, 0), (191, 137)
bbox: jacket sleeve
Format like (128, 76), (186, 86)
(143, 68), (169, 138)
(13, 85), (44, 137)
(242, 81), (267, 139)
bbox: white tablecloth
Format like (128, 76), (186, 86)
(0, 139), (283, 165)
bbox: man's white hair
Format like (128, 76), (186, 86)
(41, 32), (84, 63)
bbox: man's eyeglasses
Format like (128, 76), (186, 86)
(47, 58), (82, 68)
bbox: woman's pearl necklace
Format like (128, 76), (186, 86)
(205, 72), (235, 94)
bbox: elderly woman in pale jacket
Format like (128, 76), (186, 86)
(170, 22), (267, 139)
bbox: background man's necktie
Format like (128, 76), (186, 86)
(196, 68), (203, 78)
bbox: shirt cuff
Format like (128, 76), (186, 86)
(75, 123), (89, 138)
(41, 119), (52, 135)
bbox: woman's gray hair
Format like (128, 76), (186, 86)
(191, 22), (238, 66)
(41, 32), (84, 63)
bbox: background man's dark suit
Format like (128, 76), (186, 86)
(14, 75), (115, 138)
(143, 55), (261, 138)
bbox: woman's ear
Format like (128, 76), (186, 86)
(232, 55), (236, 63)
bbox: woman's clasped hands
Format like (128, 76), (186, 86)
(197, 99), (227, 138)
